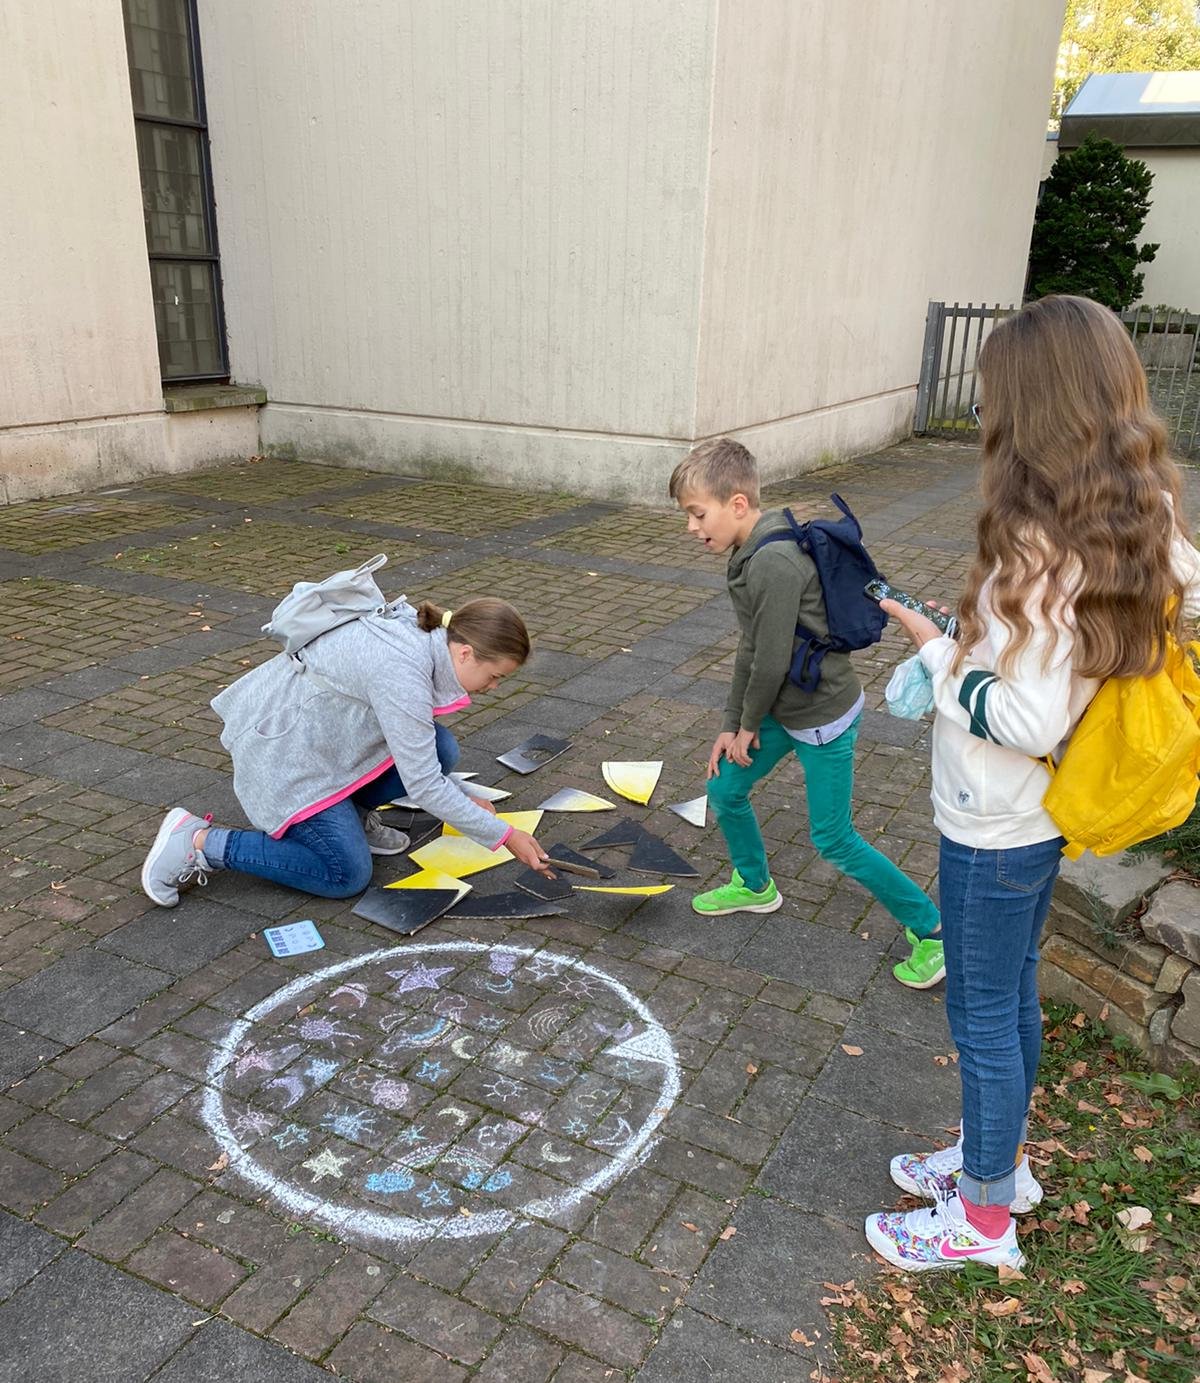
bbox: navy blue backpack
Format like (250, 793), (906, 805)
(749, 494), (886, 693)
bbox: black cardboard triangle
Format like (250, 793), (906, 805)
(628, 833), (700, 878)
(514, 868), (574, 901)
(545, 844), (615, 879)
(448, 892), (569, 920)
(496, 733), (571, 774)
(352, 885), (461, 935)
(580, 818), (646, 851)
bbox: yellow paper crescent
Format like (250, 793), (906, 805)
(385, 869), (472, 904)
(575, 884), (674, 896)
(409, 834), (513, 878)
(601, 760), (662, 806)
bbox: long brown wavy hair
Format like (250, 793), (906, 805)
(955, 294), (1189, 679)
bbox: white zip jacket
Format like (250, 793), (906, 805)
(919, 526), (1200, 850)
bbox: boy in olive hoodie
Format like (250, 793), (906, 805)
(669, 438), (944, 990)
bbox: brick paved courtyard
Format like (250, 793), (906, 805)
(0, 439), (1112, 1381)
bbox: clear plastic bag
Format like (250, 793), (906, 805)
(885, 654), (935, 720)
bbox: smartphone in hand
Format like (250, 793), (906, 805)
(865, 579), (959, 639)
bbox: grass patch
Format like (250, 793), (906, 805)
(821, 1004), (1200, 1383)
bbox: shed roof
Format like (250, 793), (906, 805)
(1060, 71), (1200, 149)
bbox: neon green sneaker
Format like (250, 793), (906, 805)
(691, 871), (783, 916)
(893, 928), (946, 989)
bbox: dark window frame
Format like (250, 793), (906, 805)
(127, 0), (230, 384)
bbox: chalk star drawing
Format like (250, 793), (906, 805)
(271, 1122), (310, 1150)
(302, 1148), (349, 1183)
(524, 955), (563, 983)
(413, 1059), (447, 1084)
(321, 1106), (379, 1141)
(294, 1015), (360, 1048)
(328, 981), (368, 1010)
(386, 963), (454, 996)
(365, 1168), (415, 1194)
(265, 1073), (307, 1110)
(306, 1057), (340, 1084)
(370, 1078), (410, 1111)
(201, 941), (682, 1247)
(230, 1109), (276, 1142)
(557, 976), (598, 999)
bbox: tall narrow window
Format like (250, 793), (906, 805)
(123, 0), (228, 382)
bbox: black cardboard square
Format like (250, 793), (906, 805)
(496, 733), (571, 774)
(352, 885), (462, 936)
(447, 892), (569, 920)
(514, 868), (574, 901)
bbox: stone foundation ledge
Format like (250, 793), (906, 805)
(1039, 852), (1200, 1074)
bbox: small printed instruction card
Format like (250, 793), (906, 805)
(263, 920), (325, 957)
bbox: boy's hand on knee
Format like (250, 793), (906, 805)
(728, 728), (759, 767)
(707, 732), (738, 779)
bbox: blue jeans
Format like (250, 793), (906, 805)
(938, 832), (1062, 1207)
(207, 724), (459, 899)
(706, 715), (940, 937)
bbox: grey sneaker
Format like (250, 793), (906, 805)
(359, 808), (410, 856)
(142, 807), (212, 907)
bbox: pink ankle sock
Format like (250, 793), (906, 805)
(962, 1195), (1011, 1240)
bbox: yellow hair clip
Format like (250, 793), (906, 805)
(441, 609), (453, 628)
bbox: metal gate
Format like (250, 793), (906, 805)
(914, 300), (1200, 458)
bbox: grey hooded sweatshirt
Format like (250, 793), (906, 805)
(210, 599), (508, 847)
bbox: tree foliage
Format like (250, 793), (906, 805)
(1055, 0), (1200, 120)
(1027, 134), (1158, 309)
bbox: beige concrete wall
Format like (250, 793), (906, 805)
(1127, 149), (1200, 312)
(0, 0), (167, 499)
(694, 0), (1064, 479)
(200, 0), (715, 498)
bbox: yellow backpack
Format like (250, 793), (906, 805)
(1043, 634), (1200, 859)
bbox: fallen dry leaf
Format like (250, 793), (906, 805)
(745, 1063), (758, 1075)
(1062, 1279), (1087, 1294)
(206, 1152), (229, 1173)
(1082, 1371), (1112, 1383)
(1023, 1350), (1055, 1383)
(1132, 1145), (1153, 1164)
(1115, 1205), (1154, 1252)
(982, 1296), (1022, 1317)
(719, 1226), (737, 1240)
(681, 1222), (699, 1233)
(840, 1044), (864, 1057)
(790, 1329), (814, 1346)
(997, 1262), (1026, 1282)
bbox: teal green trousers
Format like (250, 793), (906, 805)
(706, 715), (940, 938)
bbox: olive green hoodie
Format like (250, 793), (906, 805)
(723, 510), (862, 734)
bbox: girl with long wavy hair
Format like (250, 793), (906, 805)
(865, 294), (1200, 1271)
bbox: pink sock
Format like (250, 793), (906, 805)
(961, 1194), (1011, 1240)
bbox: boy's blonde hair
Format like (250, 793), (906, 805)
(668, 438), (759, 506)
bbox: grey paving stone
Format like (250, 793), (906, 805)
(36, 740), (149, 788)
(0, 723), (90, 770)
(101, 759), (227, 808)
(0, 1021), (64, 1092)
(43, 665), (139, 700)
(854, 967), (953, 1049)
(0, 1246), (196, 1382)
(621, 889), (766, 962)
(758, 1097), (937, 1224)
(688, 1195), (871, 1352)
(808, 1017), (961, 1131)
(734, 917), (888, 1001)
(856, 707), (928, 748)
(94, 898), (252, 975)
(512, 694), (603, 735)
(0, 1210), (65, 1302)
(0, 688), (79, 727)
(554, 653), (675, 706)
(0, 949), (171, 1045)
(639, 1308), (810, 1383)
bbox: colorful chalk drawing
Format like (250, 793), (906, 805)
(201, 943), (681, 1245)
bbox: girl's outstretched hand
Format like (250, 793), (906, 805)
(881, 598), (947, 650)
(507, 828), (551, 872)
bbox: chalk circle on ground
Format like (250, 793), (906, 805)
(200, 941), (681, 1244)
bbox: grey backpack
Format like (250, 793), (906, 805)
(261, 553), (389, 656)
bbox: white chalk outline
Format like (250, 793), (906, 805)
(200, 942), (680, 1244)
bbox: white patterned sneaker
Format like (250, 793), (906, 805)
(866, 1187), (1025, 1273)
(890, 1137), (1043, 1214)
(358, 808), (410, 856)
(141, 807), (212, 907)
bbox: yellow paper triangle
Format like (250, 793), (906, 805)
(601, 760), (662, 806)
(409, 835), (513, 878)
(385, 869), (472, 904)
(575, 884), (674, 896)
(537, 788), (615, 812)
(444, 809), (543, 838)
